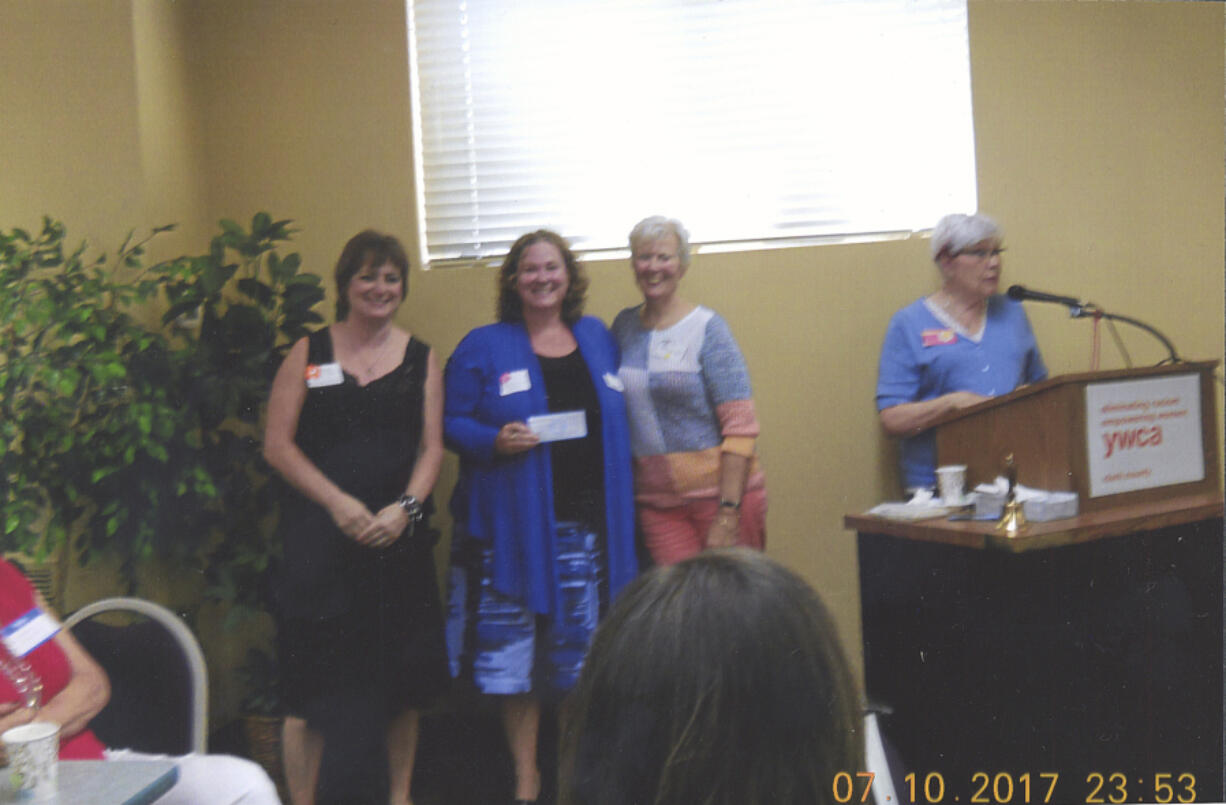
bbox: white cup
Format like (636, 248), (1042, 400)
(3, 721), (59, 801)
(936, 464), (967, 506)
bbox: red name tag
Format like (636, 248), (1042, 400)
(921, 329), (956, 347)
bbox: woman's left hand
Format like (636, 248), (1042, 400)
(494, 422), (540, 456)
(358, 504), (411, 548)
(706, 510), (740, 549)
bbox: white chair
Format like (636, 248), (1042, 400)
(63, 597), (208, 755)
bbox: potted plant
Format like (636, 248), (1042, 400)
(0, 214), (326, 770)
(236, 646), (287, 800)
(152, 212), (325, 625)
(0, 218), (204, 578)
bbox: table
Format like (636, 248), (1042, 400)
(0, 759), (178, 804)
(846, 493), (1223, 803)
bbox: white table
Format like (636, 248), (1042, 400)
(1, 759), (177, 804)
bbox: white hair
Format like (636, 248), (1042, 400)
(930, 213), (1002, 261)
(628, 216), (691, 268)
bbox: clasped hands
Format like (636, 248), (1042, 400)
(329, 495), (410, 548)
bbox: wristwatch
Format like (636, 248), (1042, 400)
(397, 494), (424, 521)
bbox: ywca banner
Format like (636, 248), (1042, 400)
(1085, 372), (1204, 498)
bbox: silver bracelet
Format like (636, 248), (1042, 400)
(397, 493), (424, 521)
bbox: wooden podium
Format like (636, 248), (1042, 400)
(846, 361), (1223, 802)
(930, 361), (1219, 512)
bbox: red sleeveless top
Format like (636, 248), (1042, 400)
(0, 560), (106, 759)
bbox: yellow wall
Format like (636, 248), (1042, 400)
(0, 0), (144, 243)
(132, 0), (211, 254)
(2, 0), (1222, 723)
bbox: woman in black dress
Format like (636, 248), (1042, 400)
(264, 231), (447, 805)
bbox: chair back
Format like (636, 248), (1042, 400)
(63, 597), (208, 755)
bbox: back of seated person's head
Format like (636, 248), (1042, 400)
(559, 548), (864, 805)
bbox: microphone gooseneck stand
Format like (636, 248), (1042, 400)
(1006, 285), (1181, 365)
(1066, 303), (1182, 365)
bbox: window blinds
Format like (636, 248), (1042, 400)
(409, 0), (976, 263)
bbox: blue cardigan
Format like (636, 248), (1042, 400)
(444, 317), (637, 616)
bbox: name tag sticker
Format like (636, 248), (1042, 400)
(2, 608), (59, 658)
(921, 329), (957, 347)
(305, 362), (344, 388)
(649, 338), (686, 362)
(603, 372), (625, 392)
(527, 410), (588, 443)
(499, 369), (532, 396)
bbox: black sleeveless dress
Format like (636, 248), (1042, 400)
(274, 328), (448, 725)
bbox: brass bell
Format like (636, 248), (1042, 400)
(994, 452), (1029, 535)
(995, 498), (1028, 535)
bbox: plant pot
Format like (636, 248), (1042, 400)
(242, 713), (287, 801)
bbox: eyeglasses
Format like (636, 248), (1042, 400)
(960, 247), (1006, 259)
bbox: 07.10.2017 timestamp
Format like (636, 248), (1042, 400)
(832, 771), (1199, 803)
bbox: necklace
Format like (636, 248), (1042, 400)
(339, 325), (396, 380)
(360, 336), (393, 375)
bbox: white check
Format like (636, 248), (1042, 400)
(527, 410), (588, 442)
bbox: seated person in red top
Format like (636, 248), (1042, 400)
(0, 559), (279, 804)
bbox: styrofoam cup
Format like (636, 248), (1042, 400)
(936, 464), (967, 506)
(3, 721), (59, 801)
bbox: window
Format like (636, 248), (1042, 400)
(408, 0), (976, 264)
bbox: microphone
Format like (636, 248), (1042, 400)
(1006, 284), (1083, 308)
(1008, 286), (1181, 362)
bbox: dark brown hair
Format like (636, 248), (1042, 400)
(496, 230), (588, 325)
(334, 230), (410, 320)
(559, 549), (865, 805)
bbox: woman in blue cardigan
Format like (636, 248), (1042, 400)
(444, 230), (637, 804)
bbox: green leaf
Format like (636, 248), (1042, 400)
(251, 212), (272, 237)
(267, 219), (296, 241)
(162, 299), (203, 326)
(4, 513), (19, 535)
(280, 252), (303, 279)
(282, 283), (325, 307)
(237, 278), (275, 308)
(285, 270), (317, 286)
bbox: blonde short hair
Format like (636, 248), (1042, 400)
(628, 216), (691, 268)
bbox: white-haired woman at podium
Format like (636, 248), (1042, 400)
(875, 213), (1047, 493)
